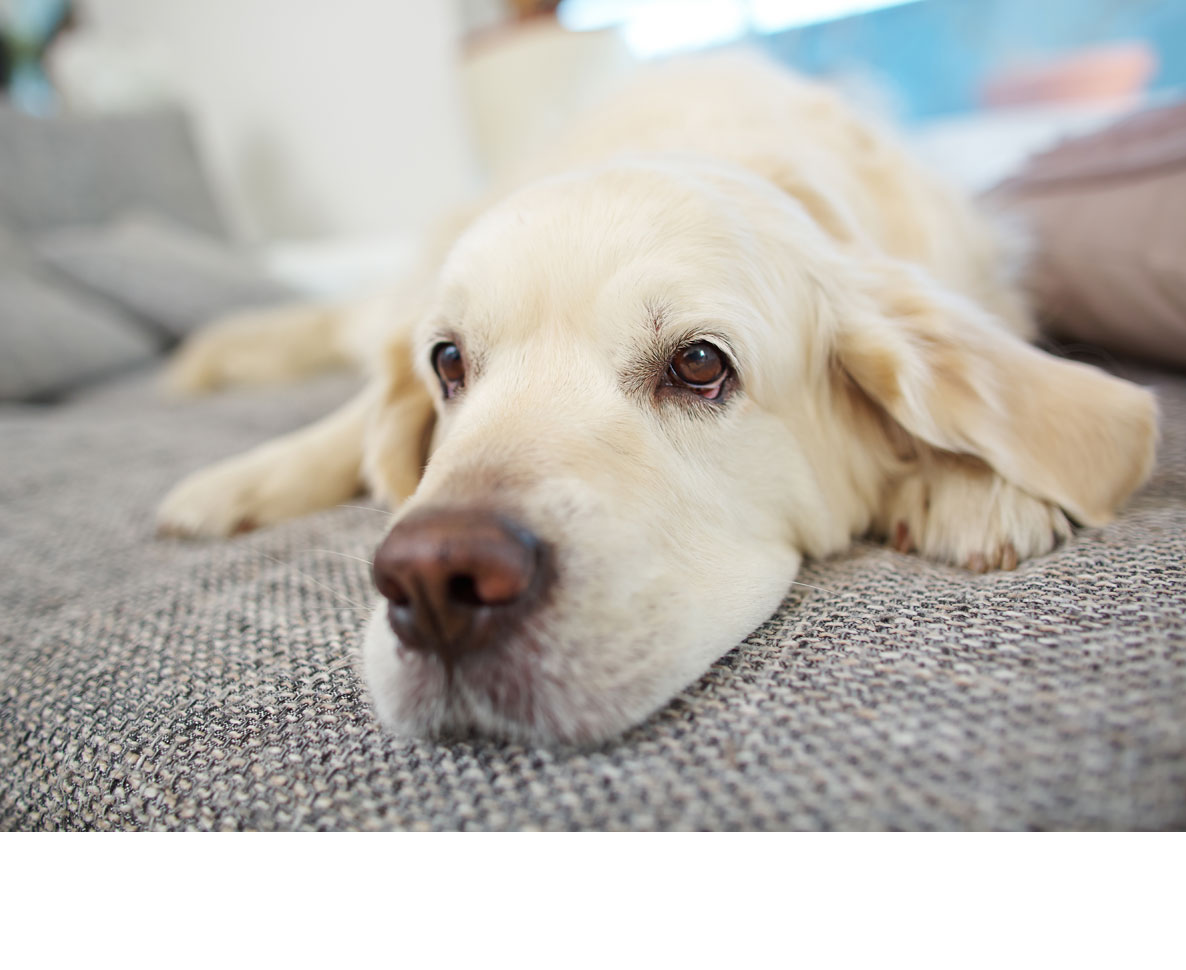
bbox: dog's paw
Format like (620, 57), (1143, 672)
(883, 462), (1073, 571)
(161, 315), (282, 397)
(158, 389), (371, 539)
(161, 305), (343, 397)
(160, 333), (227, 397)
(156, 454), (280, 539)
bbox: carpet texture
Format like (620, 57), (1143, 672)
(2, 365), (1184, 830)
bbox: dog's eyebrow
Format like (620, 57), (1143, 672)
(641, 293), (740, 359)
(648, 306), (739, 359)
(423, 315), (466, 347)
(645, 298), (670, 335)
(427, 323), (457, 342)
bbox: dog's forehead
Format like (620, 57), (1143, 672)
(435, 164), (754, 344)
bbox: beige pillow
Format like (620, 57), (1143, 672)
(986, 101), (1186, 369)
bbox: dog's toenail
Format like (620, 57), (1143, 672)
(893, 521), (911, 553)
(1001, 543), (1018, 570)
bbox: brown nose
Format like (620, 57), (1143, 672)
(372, 508), (547, 662)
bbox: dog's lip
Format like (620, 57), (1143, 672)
(380, 617), (652, 746)
(394, 632), (543, 729)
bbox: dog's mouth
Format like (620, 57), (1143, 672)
(364, 607), (568, 742)
(405, 639), (543, 731)
(362, 601), (658, 746)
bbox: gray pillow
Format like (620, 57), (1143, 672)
(36, 213), (299, 339)
(0, 105), (227, 238)
(0, 228), (159, 401)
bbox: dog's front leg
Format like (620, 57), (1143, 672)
(157, 384), (379, 538)
(162, 302), (355, 396)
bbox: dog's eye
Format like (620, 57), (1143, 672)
(432, 342), (465, 398)
(669, 341), (729, 399)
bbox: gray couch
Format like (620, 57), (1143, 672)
(0, 104), (295, 403)
(2, 361), (1183, 830)
(2, 107), (1184, 831)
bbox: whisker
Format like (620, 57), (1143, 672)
(335, 503), (392, 514)
(790, 580), (835, 594)
(260, 553), (370, 610)
(304, 548), (374, 567)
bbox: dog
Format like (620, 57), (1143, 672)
(157, 55), (1158, 745)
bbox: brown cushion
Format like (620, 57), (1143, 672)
(986, 101), (1186, 369)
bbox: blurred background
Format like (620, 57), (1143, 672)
(1, 0), (1183, 401)
(4, 1), (1183, 255)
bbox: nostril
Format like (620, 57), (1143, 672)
(447, 574), (483, 607)
(373, 568), (410, 606)
(447, 567), (531, 608)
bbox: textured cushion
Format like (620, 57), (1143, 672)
(36, 214), (299, 340)
(1, 367), (1183, 830)
(0, 227), (159, 401)
(987, 101), (1186, 368)
(0, 105), (226, 238)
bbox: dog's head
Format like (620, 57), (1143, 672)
(360, 157), (1156, 744)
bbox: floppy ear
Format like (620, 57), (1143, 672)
(834, 259), (1158, 526)
(361, 329), (436, 506)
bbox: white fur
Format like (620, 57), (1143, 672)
(158, 55), (1158, 744)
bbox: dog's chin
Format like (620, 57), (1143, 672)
(361, 604), (684, 746)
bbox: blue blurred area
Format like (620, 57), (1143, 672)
(0, 0), (73, 115)
(758, 0), (1186, 120)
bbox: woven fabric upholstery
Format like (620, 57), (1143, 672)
(1, 366), (1184, 830)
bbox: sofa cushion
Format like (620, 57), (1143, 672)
(1, 366), (1183, 830)
(0, 104), (226, 238)
(36, 213), (299, 340)
(0, 227), (159, 401)
(987, 100), (1186, 369)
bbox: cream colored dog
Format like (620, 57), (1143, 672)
(158, 56), (1157, 744)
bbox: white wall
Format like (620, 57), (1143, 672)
(61, 0), (480, 242)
